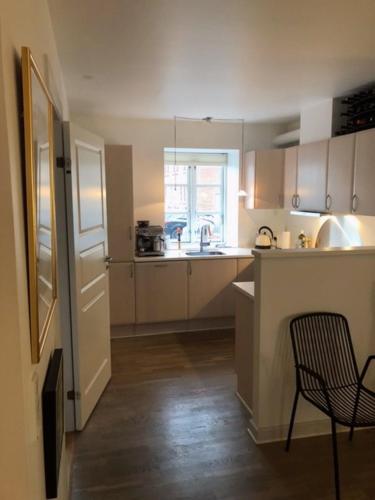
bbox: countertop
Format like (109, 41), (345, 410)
(252, 246), (375, 259)
(133, 247), (253, 262)
(232, 281), (255, 300)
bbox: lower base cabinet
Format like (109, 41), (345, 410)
(188, 258), (238, 319)
(109, 262), (135, 325)
(132, 257), (254, 325)
(237, 258), (254, 282)
(234, 289), (254, 411)
(135, 261), (188, 323)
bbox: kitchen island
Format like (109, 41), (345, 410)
(233, 246), (375, 444)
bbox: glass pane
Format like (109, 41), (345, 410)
(196, 165), (222, 185)
(164, 165), (188, 185)
(164, 213), (189, 242)
(192, 214), (222, 242)
(165, 185), (188, 212)
(196, 186), (221, 212)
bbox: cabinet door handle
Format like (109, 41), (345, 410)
(352, 194), (359, 213)
(326, 194), (332, 210)
(292, 194), (296, 208)
(295, 194), (301, 208)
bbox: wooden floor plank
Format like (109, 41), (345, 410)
(70, 330), (375, 500)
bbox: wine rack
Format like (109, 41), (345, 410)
(335, 86), (375, 136)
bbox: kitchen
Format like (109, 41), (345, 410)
(2, 1), (375, 500)
(101, 95), (375, 500)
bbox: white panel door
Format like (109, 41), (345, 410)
(66, 123), (111, 430)
(284, 146), (298, 210)
(353, 128), (375, 215)
(297, 140), (328, 212)
(327, 134), (355, 213)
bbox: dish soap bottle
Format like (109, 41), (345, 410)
(298, 230), (307, 248)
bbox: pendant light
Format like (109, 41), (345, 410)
(172, 115), (247, 197)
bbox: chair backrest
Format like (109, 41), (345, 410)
(290, 312), (359, 390)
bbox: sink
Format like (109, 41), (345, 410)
(185, 250), (225, 256)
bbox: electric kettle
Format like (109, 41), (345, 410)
(255, 226), (274, 249)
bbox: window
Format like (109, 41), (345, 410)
(164, 150), (228, 244)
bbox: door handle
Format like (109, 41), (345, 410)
(352, 194), (359, 213)
(292, 194), (296, 208)
(295, 194), (301, 208)
(326, 194), (332, 210)
(104, 256), (112, 269)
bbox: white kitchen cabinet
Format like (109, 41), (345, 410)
(237, 258), (254, 282)
(234, 286), (254, 412)
(105, 145), (134, 261)
(283, 146), (298, 210)
(245, 149), (285, 209)
(297, 140), (328, 212)
(353, 128), (375, 215)
(188, 259), (238, 319)
(109, 262), (135, 325)
(135, 261), (188, 323)
(326, 134), (355, 213)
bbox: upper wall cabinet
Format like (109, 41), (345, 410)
(326, 134), (355, 213)
(283, 146), (298, 210)
(353, 128), (375, 216)
(297, 140), (328, 212)
(105, 145), (134, 261)
(245, 149), (285, 209)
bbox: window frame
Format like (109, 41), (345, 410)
(164, 161), (227, 244)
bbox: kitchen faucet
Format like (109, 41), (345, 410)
(200, 224), (211, 252)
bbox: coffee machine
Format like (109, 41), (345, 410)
(136, 221), (165, 257)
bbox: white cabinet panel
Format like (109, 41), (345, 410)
(297, 140), (328, 212)
(105, 145), (134, 261)
(354, 128), (375, 216)
(284, 146), (298, 210)
(235, 291), (254, 411)
(237, 258), (254, 282)
(109, 262), (135, 325)
(245, 149), (285, 209)
(135, 261), (188, 323)
(188, 259), (238, 319)
(327, 134), (355, 213)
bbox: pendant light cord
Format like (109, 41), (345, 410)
(172, 115), (246, 193)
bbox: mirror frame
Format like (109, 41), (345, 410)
(21, 46), (57, 363)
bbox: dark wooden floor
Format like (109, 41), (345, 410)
(71, 330), (375, 500)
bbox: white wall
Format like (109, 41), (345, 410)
(300, 99), (333, 144)
(73, 114), (286, 246)
(282, 212), (375, 249)
(0, 1), (70, 499)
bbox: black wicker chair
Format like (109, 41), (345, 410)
(286, 312), (375, 500)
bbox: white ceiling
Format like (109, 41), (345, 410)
(48, 0), (375, 122)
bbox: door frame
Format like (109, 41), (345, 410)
(54, 117), (76, 431)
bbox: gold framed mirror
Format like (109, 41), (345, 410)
(21, 47), (57, 363)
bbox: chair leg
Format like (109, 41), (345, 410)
(285, 390), (299, 452)
(331, 419), (341, 500)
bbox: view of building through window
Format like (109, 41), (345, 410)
(164, 159), (226, 244)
